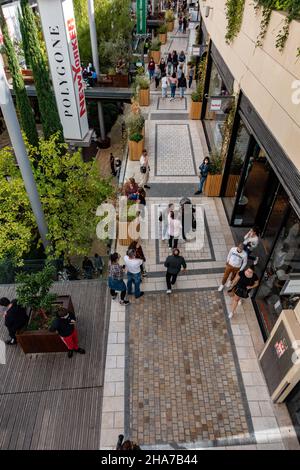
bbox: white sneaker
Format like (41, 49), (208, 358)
(238, 299), (242, 306)
(168, 247), (172, 251)
(253, 257), (259, 265)
(166, 289), (172, 294)
(218, 285), (224, 292)
(228, 312), (233, 319)
(226, 280), (232, 287)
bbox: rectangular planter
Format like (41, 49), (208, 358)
(118, 222), (134, 246)
(112, 74), (129, 87)
(150, 50), (161, 64)
(204, 174), (222, 197)
(225, 174), (240, 197)
(139, 88), (150, 106)
(159, 33), (167, 45)
(129, 138), (144, 161)
(167, 21), (174, 32)
(189, 101), (202, 120)
(16, 295), (74, 354)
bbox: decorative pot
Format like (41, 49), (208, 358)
(204, 174), (222, 197)
(139, 88), (150, 106)
(189, 101), (202, 120)
(150, 50), (161, 64)
(167, 20), (174, 32)
(128, 137), (144, 161)
(159, 33), (167, 45)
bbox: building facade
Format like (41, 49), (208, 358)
(199, 1), (300, 438)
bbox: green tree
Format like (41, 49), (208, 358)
(0, 9), (39, 147)
(19, 0), (63, 140)
(18, 7), (31, 68)
(0, 134), (115, 261)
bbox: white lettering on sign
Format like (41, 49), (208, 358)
(37, 0), (89, 141)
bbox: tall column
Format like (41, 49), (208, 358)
(87, 0), (105, 140)
(0, 64), (49, 249)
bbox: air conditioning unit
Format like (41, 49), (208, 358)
(259, 305), (300, 403)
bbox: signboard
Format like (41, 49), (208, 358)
(136, 0), (147, 35)
(37, 0), (89, 141)
(210, 99), (222, 111)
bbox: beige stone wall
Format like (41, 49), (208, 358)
(201, 1), (300, 169)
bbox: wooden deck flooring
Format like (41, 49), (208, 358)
(0, 280), (109, 449)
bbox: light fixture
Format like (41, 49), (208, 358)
(204, 6), (214, 17)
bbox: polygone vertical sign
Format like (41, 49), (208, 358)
(37, 0), (89, 141)
(136, 0), (146, 35)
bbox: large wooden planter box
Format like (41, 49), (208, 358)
(16, 295), (74, 354)
(159, 33), (167, 45)
(139, 88), (150, 106)
(204, 174), (222, 197)
(112, 73), (129, 87)
(150, 50), (161, 64)
(225, 174), (240, 197)
(128, 137), (144, 161)
(118, 222), (134, 246)
(189, 101), (202, 120)
(167, 20), (174, 32)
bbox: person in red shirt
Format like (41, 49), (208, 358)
(49, 307), (85, 358)
(148, 58), (156, 81)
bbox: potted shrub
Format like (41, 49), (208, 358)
(15, 263), (73, 353)
(125, 107), (145, 161)
(165, 9), (175, 32)
(135, 75), (150, 106)
(225, 152), (243, 197)
(189, 58), (206, 120)
(204, 153), (223, 197)
(149, 38), (161, 64)
(158, 24), (168, 44)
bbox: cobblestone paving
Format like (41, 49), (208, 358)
(127, 290), (253, 447)
(156, 124), (196, 176)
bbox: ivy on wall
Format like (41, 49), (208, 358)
(225, 0), (246, 43)
(254, 0), (300, 52)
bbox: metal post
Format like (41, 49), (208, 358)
(0, 64), (49, 249)
(87, 0), (105, 139)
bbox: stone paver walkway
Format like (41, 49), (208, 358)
(99, 16), (300, 451)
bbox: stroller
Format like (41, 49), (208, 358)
(179, 197), (197, 240)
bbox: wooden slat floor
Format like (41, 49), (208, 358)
(0, 280), (109, 449)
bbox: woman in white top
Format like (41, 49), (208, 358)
(139, 149), (150, 189)
(168, 211), (182, 250)
(161, 75), (168, 99)
(243, 226), (260, 264)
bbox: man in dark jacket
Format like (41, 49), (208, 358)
(0, 297), (29, 345)
(164, 248), (187, 294)
(49, 307), (85, 358)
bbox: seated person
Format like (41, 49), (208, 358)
(65, 258), (79, 280)
(0, 297), (29, 345)
(123, 177), (139, 198)
(82, 256), (94, 279)
(94, 253), (103, 275)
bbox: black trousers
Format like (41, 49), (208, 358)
(169, 236), (178, 249)
(7, 326), (17, 341)
(110, 289), (126, 300)
(166, 272), (178, 290)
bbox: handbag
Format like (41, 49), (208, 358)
(140, 165), (147, 174)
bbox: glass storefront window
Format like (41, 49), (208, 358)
(223, 120), (250, 220)
(255, 208), (300, 336)
(203, 62), (231, 153)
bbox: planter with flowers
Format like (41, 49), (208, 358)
(135, 75), (150, 107)
(165, 9), (175, 32)
(149, 38), (161, 64)
(158, 24), (168, 44)
(125, 102), (145, 161)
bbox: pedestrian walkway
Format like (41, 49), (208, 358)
(99, 17), (300, 450)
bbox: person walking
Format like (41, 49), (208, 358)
(178, 50), (186, 70)
(194, 156), (210, 195)
(108, 253), (130, 306)
(218, 243), (248, 292)
(183, 16), (187, 34)
(178, 15), (183, 33)
(167, 53), (173, 75)
(169, 72), (178, 101)
(128, 240), (147, 277)
(49, 306), (86, 358)
(114, 158), (122, 180)
(243, 227), (260, 264)
(159, 58), (167, 77)
(164, 248), (187, 294)
(154, 65), (161, 89)
(124, 249), (144, 299)
(110, 153), (116, 176)
(148, 58), (156, 81)
(140, 149), (150, 189)
(0, 297), (29, 345)
(227, 266), (259, 319)
(161, 74), (169, 99)
(188, 63), (195, 88)
(178, 72), (187, 99)
(168, 210), (182, 250)
(177, 64), (184, 80)
(172, 50), (178, 73)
